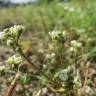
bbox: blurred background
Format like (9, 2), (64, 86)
(0, 0), (95, 33)
(0, 0), (96, 49)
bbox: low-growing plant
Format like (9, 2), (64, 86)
(0, 25), (54, 96)
(0, 25), (96, 96)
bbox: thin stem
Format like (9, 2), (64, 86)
(5, 65), (20, 96)
(60, 45), (64, 65)
(57, 43), (64, 65)
(81, 62), (90, 95)
(14, 41), (54, 83)
(74, 51), (78, 76)
(61, 44), (64, 65)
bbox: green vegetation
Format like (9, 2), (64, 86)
(0, 0), (96, 96)
(0, 0), (95, 32)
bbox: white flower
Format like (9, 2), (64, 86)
(49, 30), (60, 40)
(69, 6), (75, 12)
(69, 40), (82, 52)
(7, 55), (22, 65)
(51, 52), (55, 58)
(46, 54), (51, 59)
(46, 52), (55, 59)
(71, 40), (82, 49)
(69, 47), (75, 52)
(0, 65), (5, 71)
(49, 30), (67, 43)
(10, 25), (25, 39)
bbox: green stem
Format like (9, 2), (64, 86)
(14, 41), (54, 83)
(57, 43), (64, 65)
(74, 51), (78, 76)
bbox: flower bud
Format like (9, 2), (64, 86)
(49, 30), (67, 44)
(6, 39), (14, 47)
(71, 40), (82, 49)
(7, 56), (14, 64)
(7, 55), (22, 65)
(69, 40), (82, 52)
(10, 25), (25, 39)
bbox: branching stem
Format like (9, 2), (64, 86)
(14, 41), (54, 83)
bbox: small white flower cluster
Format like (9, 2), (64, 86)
(64, 5), (76, 12)
(49, 30), (67, 44)
(10, 25), (25, 39)
(58, 66), (72, 82)
(69, 40), (82, 52)
(0, 25), (25, 47)
(7, 55), (22, 65)
(46, 52), (55, 59)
